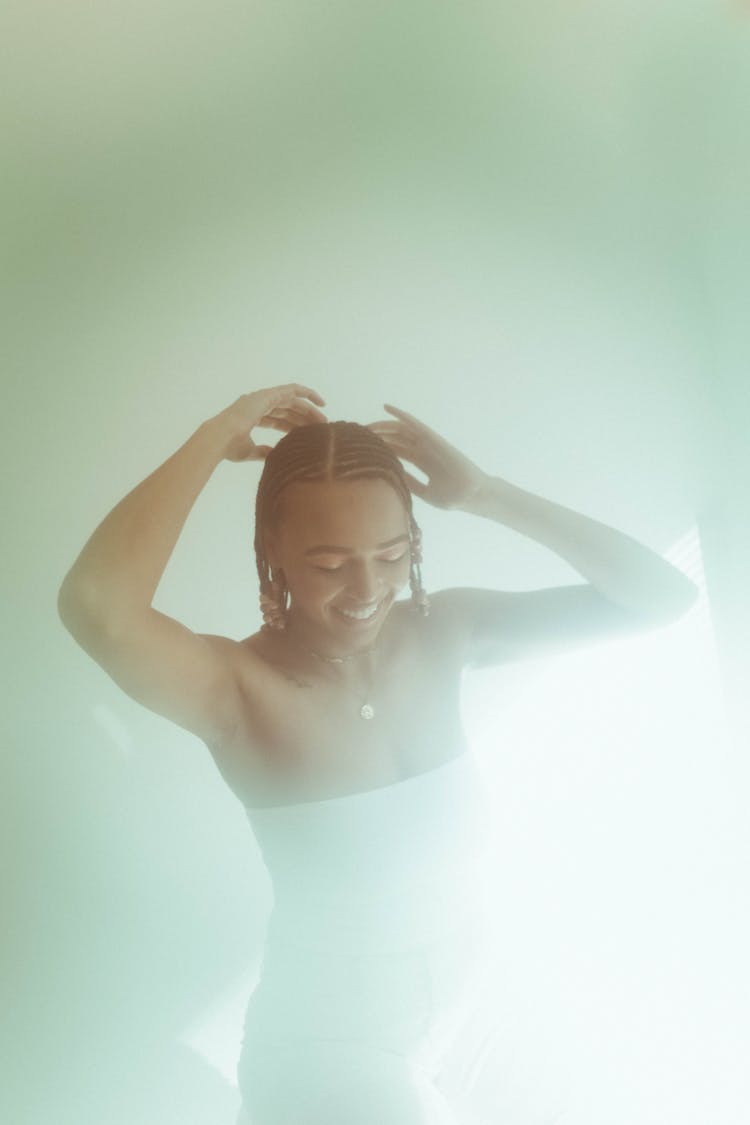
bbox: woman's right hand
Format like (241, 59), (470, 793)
(209, 385), (328, 463)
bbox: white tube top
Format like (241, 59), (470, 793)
(244, 751), (497, 955)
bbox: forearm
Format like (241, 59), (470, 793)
(464, 473), (699, 620)
(58, 416), (231, 622)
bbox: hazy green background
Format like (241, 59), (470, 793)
(3, 2), (748, 1123)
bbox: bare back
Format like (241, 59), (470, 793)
(203, 599), (468, 808)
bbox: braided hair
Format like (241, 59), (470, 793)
(254, 421), (427, 621)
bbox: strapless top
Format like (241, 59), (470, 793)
(244, 751), (497, 955)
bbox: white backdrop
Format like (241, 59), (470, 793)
(3, 3), (748, 1122)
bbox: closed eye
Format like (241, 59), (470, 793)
(314, 553), (407, 573)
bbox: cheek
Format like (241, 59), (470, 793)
(394, 558), (412, 586)
(287, 568), (336, 598)
(309, 571), (345, 595)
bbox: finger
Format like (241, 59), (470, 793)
(384, 403), (420, 424)
(367, 423), (402, 437)
(368, 429), (412, 448)
(289, 397), (328, 424)
(388, 440), (420, 461)
(287, 384), (326, 406)
(402, 470), (428, 499)
(235, 443), (273, 462)
(261, 387), (327, 419)
(370, 430), (418, 458)
(259, 419), (295, 435)
(369, 421), (417, 444)
(273, 402), (323, 422)
(302, 407), (329, 424)
(261, 404), (325, 428)
(384, 404), (439, 438)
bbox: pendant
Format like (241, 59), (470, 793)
(359, 703), (375, 720)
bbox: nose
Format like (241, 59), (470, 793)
(346, 562), (383, 605)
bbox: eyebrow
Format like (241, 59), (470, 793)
(304, 534), (409, 557)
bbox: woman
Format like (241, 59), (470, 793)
(58, 384), (698, 1123)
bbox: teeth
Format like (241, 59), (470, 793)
(337, 601), (381, 620)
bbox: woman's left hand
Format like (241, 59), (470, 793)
(367, 404), (488, 510)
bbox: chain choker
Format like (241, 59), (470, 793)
(283, 631), (380, 719)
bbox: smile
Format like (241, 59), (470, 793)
(333, 599), (384, 622)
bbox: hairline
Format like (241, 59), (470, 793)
(254, 421), (417, 592)
(267, 473), (412, 537)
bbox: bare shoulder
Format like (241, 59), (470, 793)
(193, 632), (272, 738)
(214, 627), (317, 698)
(57, 606), (257, 751)
(200, 631), (271, 690)
(383, 595), (470, 666)
(422, 582), (690, 669)
(416, 588), (473, 658)
(199, 632), (248, 659)
(192, 631), (271, 770)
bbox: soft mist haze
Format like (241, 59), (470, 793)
(3, 3), (748, 1123)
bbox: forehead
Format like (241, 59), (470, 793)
(276, 479), (408, 543)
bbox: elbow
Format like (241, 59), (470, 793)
(57, 580), (85, 633)
(57, 582), (120, 656)
(57, 577), (142, 639)
(57, 578), (77, 627)
(57, 575), (104, 631)
(58, 571), (84, 617)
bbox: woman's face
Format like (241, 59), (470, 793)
(265, 478), (413, 640)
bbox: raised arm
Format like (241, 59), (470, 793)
(368, 403), (699, 667)
(57, 386), (327, 742)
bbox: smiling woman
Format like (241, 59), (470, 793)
(259, 480), (419, 639)
(253, 417), (431, 644)
(57, 383), (696, 1124)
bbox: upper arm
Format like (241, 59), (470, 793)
(429, 583), (694, 669)
(57, 596), (243, 745)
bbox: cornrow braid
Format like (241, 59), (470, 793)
(254, 421), (429, 626)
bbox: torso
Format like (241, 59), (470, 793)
(203, 598), (469, 808)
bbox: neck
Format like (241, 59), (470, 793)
(283, 611), (382, 664)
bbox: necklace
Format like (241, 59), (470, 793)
(284, 633), (380, 720)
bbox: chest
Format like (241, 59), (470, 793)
(212, 612), (467, 806)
